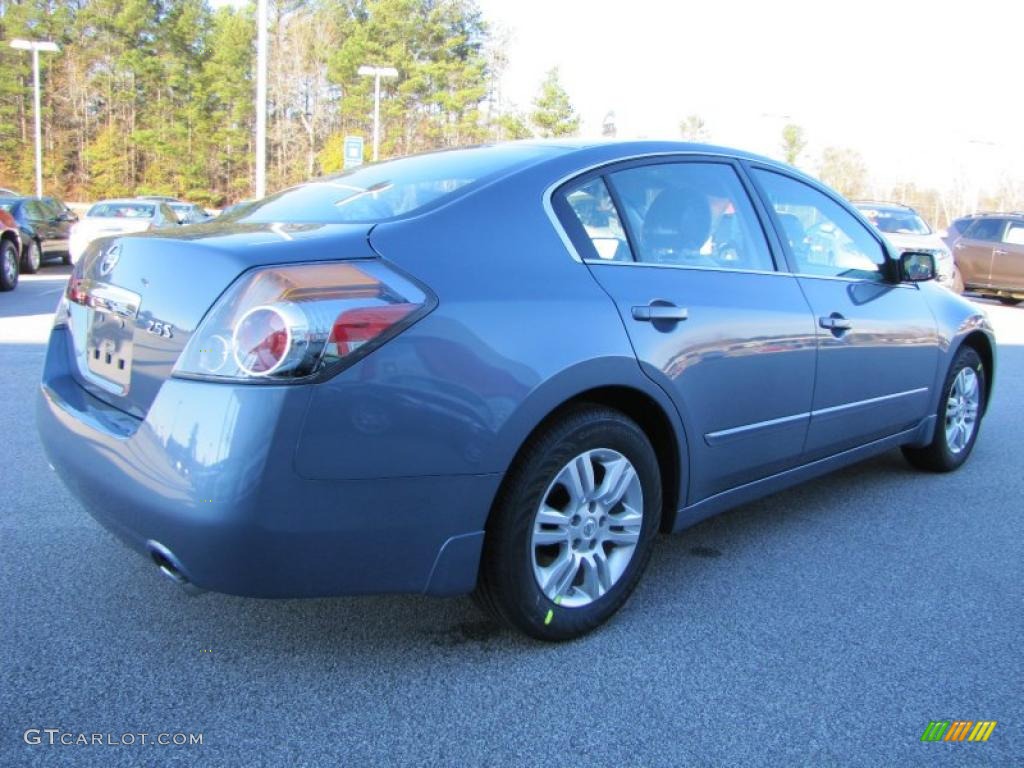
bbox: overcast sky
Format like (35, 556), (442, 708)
(479, 0), (1023, 190)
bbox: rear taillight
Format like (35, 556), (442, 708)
(173, 260), (432, 382)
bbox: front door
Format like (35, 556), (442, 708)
(750, 167), (941, 460)
(553, 158), (817, 503)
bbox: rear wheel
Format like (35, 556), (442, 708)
(61, 250), (72, 266)
(0, 239), (18, 291)
(475, 405), (662, 641)
(902, 346), (985, 472)
(997, 297), (1021, 306)
(21, 239), (40, 274)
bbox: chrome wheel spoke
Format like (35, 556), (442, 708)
(533, 526), (570, 546)
(578, 552), (611, 600)
(564, 455), (596, 505)
(535, 504), (570, 527)
(543, 551), (579, 598)
(597, 457), (637, 508)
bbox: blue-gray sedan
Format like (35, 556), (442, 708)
(37, 141), (995, 640)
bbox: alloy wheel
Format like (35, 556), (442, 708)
(531, 448), (643, 608)
(945, 366), (980, 454)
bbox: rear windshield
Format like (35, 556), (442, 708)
(228, 144), (559, 224)
(858, 207), (931, 235)
(88, 202), (155, 218)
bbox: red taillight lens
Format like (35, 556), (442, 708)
(233, 306), (292, 376)
(331, 304), (417, 356)
(174, 260), (432, 382)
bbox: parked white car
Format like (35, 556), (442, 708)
(69, 199), (180, 262)
(853, 201), (959, 291)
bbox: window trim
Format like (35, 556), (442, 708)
(549, 153), (783, 273)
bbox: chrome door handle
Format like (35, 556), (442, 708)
(632, 304), (688, 322)
(819, 315), (852, 331)
(954, 242), (966, 249)
(994, 249), (1008, 256)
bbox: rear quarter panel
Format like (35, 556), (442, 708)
(292, 156), (690, 504)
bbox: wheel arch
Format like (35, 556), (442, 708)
(486, 366), (689, 537)
(959, 330), (994, 414)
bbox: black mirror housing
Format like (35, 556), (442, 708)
(900, 251), (936, 282)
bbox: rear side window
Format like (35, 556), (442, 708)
(753, 169), (886, 281)
(607, 162), (774, 270)
(564, 178), (632, 261)
(1003, 222), (1024, 245)
(88, 203), (155, 218)
(965, 217), (1005, 242)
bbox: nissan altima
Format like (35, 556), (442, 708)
(37, 141), (995, 640)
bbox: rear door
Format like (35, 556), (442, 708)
(954, 217), (1005, 288)
(990, 219), (1024, 293)
(553, 157), (816, 502)
(749, 167), (940, 460)
(25, 200), (55, 253)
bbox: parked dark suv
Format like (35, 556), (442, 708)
(950, 212), (1024, 305)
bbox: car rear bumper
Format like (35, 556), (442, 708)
(36, 327), (499, 598)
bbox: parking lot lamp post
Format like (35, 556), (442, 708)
(357, 65), (398, 162)
(255, 0), (268, 199)
(10, 39), (60, 198)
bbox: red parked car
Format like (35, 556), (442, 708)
(0, 208), (21, 291)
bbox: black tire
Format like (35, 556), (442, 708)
(474, 405), (662, 641)
(997, 297), (1021, 306)
(21, 239), (40, 274)
(0, 238), (18, 291)
(61, 250), (72, 266)
(902, 346), (985, 472)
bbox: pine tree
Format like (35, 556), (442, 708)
(530, 68), (579, 138)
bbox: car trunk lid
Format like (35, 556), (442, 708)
(65, 222), (376, 418)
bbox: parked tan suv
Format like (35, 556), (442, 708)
(952, 213), (1024, 305)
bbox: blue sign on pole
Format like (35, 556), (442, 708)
(343, 136), (364, 169)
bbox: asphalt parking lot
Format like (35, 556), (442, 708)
(1, 266), (1021, 767)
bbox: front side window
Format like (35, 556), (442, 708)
(606, 162), (774, 270)
(965, 217), (1006, 242)
(754, 170), (887, 281)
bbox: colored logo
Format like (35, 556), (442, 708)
(920, 720), (997, 742)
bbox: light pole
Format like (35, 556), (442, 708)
(357, 65), (398, 162)
(10, 39), (60, 198)
(255, 0), (268, 199)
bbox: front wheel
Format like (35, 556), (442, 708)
(902, 346), (985, 472)
(0, 239), (19, 291)
(21, 239), (40, 274)
(474, 405), (662, 641)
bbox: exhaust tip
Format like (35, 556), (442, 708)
(146, 540), (204, 595)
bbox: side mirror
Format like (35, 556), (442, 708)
(900, 251), (936, 282)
